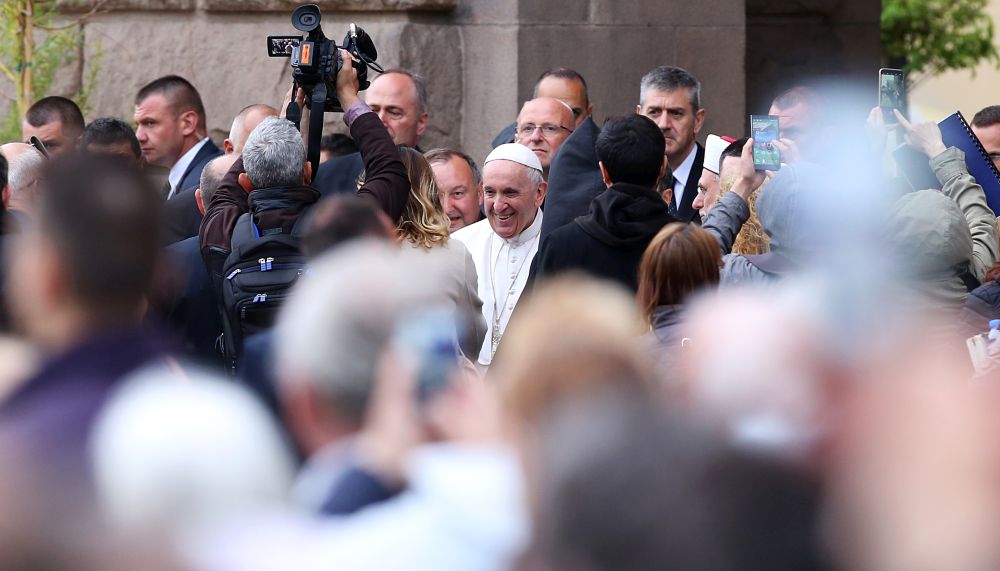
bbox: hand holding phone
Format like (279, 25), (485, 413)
(750, 115), (781, 172)
(391, 308), (462, 406)
(730, 138), (768, 201)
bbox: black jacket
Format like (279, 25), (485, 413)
(157, 235), (225, 369)
(312, 151), (364, 199)
(530, 181), (677, 292)
(674, 142), (705, 224)
(539, 116), (604, 240)
(162, 139), (223, 245)
(491, 122), (517, 149)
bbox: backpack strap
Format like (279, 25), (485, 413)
(229, 213), (258, 257)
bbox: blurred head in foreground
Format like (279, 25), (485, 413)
(7, 154), (161, 348)
(91, 367), (294, 533)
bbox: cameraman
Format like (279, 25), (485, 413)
(197, 49), (409, 281)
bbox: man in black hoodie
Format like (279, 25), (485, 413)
(530, 114), (676, 292)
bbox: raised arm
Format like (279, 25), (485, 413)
(198, 155), (249, 288)
(336, 51), (410, 223)
(898, 111), (1000, 280)
(702, 139), (761, 254)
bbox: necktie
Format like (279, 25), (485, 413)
(160, 179), (173, 201)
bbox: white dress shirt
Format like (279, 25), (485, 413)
(671, 143), (698, 210)
(451, 209), (544, 367)
(167, 137), (210, 199)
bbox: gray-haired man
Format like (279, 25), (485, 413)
(637, 65), (706, 223)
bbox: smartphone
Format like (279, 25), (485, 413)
(750, 115), (780, 171)
(879, 68), (907, 124)
(391, 308), (462, 404)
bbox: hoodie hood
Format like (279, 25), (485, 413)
(575, 182), (676, 248)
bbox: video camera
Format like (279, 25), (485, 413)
(267, 4), (382, 170)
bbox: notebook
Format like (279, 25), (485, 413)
(893, 111), (1000, 215)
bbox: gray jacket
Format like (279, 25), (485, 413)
(889, 147), (999, 308)
(703, 149), (999, 298)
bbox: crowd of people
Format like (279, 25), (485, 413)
(5, 35), (1000, 570)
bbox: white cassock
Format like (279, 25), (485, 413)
(451, 209), (543, 368)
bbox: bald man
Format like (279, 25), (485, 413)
(224, 104), (279, 155)
(492, 67), (593, 148)
(313, 69), (428, 198)
(0, 143), (44, 228)
(514, 97), (575, 179)
(194, 153), (240, 215)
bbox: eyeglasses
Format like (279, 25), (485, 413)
(516, 123), (573, 138)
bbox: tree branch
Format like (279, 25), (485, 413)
(35, 1), (107, 32)
(0, 59), (16, 83)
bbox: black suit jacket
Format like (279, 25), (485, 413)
(312, 152), (366, 198)
(491, 122), (517, 149)
(539, 116), (604, 240)
(675, 142), (705, 224)
(162, 139), (223, 245)
(159, 235), (225, 369)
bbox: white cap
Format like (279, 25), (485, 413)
(704, 134), (731, 175)
(485, 143), (543, 172)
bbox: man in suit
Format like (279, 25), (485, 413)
(492, 67), (593, 148)
(312, 69), (428, 198)
(637, 66), (706, 223)
(158, 153), (238, 370)
(134, 75), (222, 244)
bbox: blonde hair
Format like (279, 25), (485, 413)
(359, 146), (450, 249)
(717, 174), (770, 255)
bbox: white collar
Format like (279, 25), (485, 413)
(496, 208), (543, 248)
(672, 143), (698, 188)
(167, 137), (209, 196)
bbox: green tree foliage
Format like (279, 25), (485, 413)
(0, 0), (98, 142)
(882, 0), (1000, 84)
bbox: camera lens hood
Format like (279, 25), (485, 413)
(291, 4), (322, 33)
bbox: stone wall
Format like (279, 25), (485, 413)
(746, 0), (882, 115)
(33, 0), (752, 164)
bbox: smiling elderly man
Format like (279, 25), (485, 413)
(451, 143), (547, 370)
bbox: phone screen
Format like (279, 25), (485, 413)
(750, 115), (780, 171)
(391, 308), (461, 404)
(879, 68), (906, 124)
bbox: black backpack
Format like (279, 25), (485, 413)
(220, 212), (307, 371)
